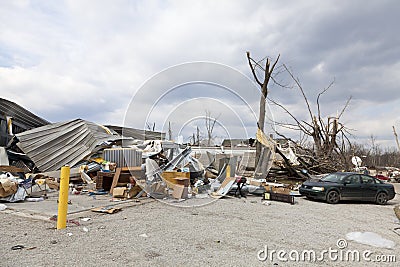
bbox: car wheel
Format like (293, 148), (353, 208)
(376, 192), (388, 205)
(326, 190), (340, 204)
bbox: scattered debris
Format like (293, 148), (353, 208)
(263, 184), (295, 204)
(392, 228), (400, 237)
(262, 201), (272, 206)
(26, 197), (44, 202)
(11, 245), (25, 250)
(49, 215), (81, 226)
(91, 206), (122, 214)
(144, 251), (162, 259)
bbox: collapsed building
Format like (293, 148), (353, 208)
(0, 97), (308, 204)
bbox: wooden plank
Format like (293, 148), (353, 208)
(0, 165), (25, 173)
(121, 166), (142, 171)
(172, 184), (188, 199)
(110, 168), (122, 194)
(211, 177), (236, 198)
(36, 167), (81, 179)
(263, 192), (294, 204)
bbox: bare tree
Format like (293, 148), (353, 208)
(146, 122), (155, 131)
(393, 126), (400, 152)
(349, 141), (400, 168)
(369, 134), (382, 167)
(205, 110), (218, 146)
(246, 51), (280, 164)
(269, 65), (353, 172)
(192, 132), (196, 146)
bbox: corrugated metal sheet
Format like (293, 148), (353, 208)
(103, 148), (142, 167)
(106, 125), (166, 140)
(16, 119), (122, 172)
(0, 98), (50, 128)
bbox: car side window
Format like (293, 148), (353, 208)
(343, 175), (361, 184)
(361, 175), (375, 184)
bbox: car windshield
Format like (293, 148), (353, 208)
(321, 173), (347, 183)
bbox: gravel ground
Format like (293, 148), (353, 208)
(1, 185), (400, 267)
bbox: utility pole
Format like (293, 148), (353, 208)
(196, 126), (200, 146)
(168, 121), (172, 141)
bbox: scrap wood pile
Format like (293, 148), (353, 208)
(251, 128), (347, 181)
(268, 145), (342, 181)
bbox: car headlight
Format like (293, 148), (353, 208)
(312, 186), (325, 191)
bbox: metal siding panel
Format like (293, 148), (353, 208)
(103, 148), (142, 167)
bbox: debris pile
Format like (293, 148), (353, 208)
(1, 97), (397, 207)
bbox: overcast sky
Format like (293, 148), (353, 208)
(1, 0), (400, 148)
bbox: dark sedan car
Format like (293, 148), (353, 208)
(299, 172), (396, 204)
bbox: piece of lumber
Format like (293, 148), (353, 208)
(110, 168), (122, 194)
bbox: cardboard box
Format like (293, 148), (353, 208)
(112, 187), (127, 198)
(274, 187), (291, 195)
(127, 185), (142, 198)
(173, 177), (190, 187)
(162, 171), (190, 188)
(45, 178), (60, 190)
(264, 185), (273, 192)
(249, 179), (264, 186)
(0, 179), (17, 197)
(113, 186), (143, 199)
(149, 182), (167, 194)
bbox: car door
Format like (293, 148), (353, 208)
(340, 174), (362, 199)
(360, 175), (378, 200)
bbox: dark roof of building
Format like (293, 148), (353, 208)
(105, 125), (166, 140)
(221, 138), (250, 147)
(0, 98), (50, 128)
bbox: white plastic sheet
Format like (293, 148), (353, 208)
(346, 232), (395, 249)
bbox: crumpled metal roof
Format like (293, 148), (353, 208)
(16, 119), (122, 172)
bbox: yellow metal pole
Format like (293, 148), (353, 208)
(57, 166), (70, 230)
(226, 165), (231, 178)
